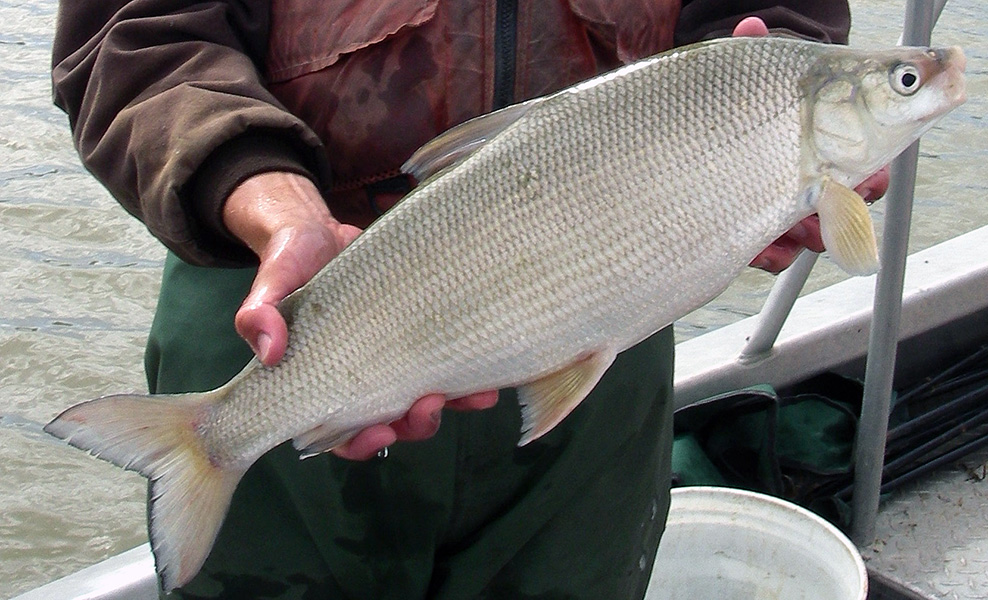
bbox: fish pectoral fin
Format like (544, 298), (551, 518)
(517, 349), (617, 446)
(43, 390), (244, 592)
(813, 177), (880, 276)
(401, 99), (540, 182)
(292, 422), (365, 459)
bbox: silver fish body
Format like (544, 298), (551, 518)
(45, 37), (966, 590)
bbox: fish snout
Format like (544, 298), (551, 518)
(940, 46), (967, 106)
(922, 46), (967, 107)
(934, 46), (967, 73)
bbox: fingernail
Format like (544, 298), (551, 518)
(431, 410), (442, 426)
(257, 332), (272, 362)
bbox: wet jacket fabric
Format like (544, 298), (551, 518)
(262, 0), (678, 231)
(52, 0), (849, 267)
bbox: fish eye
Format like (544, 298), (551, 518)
(890, 63), (922, 95)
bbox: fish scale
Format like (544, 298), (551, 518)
(43, 36), (966, 591)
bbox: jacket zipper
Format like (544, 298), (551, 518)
(492, 0), (518, 110)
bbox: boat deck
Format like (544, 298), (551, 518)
(864, 445), (988, 599)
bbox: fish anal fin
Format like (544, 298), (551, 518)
(814, 177), (880, 275)
(292, 422), (365, 459)
(43, 391), (245, 592)
(401, 99), (539, 182)
(517, 349), (617, 446)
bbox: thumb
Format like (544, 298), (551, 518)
(235, 271), (293, 366)
(234, 228), (307, 366)
(235, 225), (360, 366)
(732, 16), (769, 37)
(223, 172), (362, 366)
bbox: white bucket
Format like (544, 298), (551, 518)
(646, 486), (867, 600)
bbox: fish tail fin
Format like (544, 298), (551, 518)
(44, 390), (244, 592)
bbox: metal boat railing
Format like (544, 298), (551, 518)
(732, 0), (951, 545)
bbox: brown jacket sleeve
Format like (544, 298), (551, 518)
(675, 0), (850, 46)
(51, 0), (330, 266)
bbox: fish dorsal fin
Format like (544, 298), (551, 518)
(517, 349), (616, 446)
(813, 177), (880, 275)
(277, 289), (302, 328)
(401, 99), (540, 182)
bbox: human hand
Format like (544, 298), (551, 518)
(330, 390), (499, 461)
(730, 17), (890, 273)
(223, 171), (498, 460)
(224, 171), (361, 366)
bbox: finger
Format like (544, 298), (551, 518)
(751, 236), (805, 274)
(336, 223), (363, 247)
(732, 16), (769, 37)
(235, 237), (304, 365)
(390, 394), (445, 441)
(446, 390), (500, 411)
(331, 424), (398, 461)
(235, 225), (359, 366)
(855, 165), (891, 203)
(234, 298), (288, 366)
(786, 215), (824, 253)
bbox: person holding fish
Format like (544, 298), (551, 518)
(48, 1), (904, 598)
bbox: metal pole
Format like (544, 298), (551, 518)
(739, 251), (819, 363)
(897, 0), (949, 45)
(851, 0), (937, 545)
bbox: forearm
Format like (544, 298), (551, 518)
(52, 0), (329, 266)
(675, 0), (850, 45)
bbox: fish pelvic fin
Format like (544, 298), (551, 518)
(813, 177), (880, 276)
(517, 349), (617, 446)
(43, 390), (244, 592)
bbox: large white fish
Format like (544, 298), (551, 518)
(45, 37), (966, 591)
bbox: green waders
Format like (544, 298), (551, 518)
(147, 252), (674, 600)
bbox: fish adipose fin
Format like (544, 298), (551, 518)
(517, 349), (617, 446)
(813, 177), (880, 275)
(43, 390), (244, 592)
(402, 98), (540, 182)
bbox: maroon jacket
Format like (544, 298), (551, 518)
(52, 0), (849, 266)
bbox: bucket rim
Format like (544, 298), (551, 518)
(665, 486), (868, 600)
